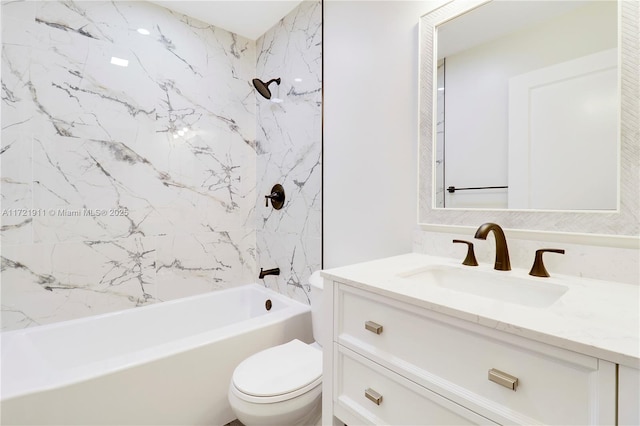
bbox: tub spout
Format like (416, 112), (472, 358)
(259, 267), (280, 279)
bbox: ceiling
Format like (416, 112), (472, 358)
(438, 1), (590, 58)
(149, 1), (303, 40)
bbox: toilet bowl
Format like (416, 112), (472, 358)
(228, 271), (324, 426)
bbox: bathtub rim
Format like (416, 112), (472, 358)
(2, 283), (304, 336)
(0, 284), (311, 401)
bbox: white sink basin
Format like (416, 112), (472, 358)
(399, 265), (568, 308)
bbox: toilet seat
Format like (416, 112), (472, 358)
(231, 339), (322, 404)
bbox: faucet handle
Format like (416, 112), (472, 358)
(529, 249), (565, 277)
(453, 240), (479, 266)
(264, 184), (285, 210)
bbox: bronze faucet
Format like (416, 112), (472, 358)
(474, 223), (511, 271)
(529, 248), (565, 277)
(259, 267), (280, 279)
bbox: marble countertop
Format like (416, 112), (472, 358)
(321, 253), (640, 368)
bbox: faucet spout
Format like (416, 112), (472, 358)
(474, 222), (511, 271)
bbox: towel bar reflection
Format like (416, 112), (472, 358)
(447, 185), (508, 193)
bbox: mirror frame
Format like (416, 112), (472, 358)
(418, 0), (639, 240)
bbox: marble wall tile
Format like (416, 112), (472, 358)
(1, 0), (260, 330)
(1, 236), (157, 328)
(1, 14), (38, 246)
(155, 230), (256, 301)
(0, 129), (33, 245)
(1, 0), (322, 330)
(255, 0), (322, 304)
(257, 232), (321, 304)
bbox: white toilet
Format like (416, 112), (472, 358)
(228, 272), (324, 426)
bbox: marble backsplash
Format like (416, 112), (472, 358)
(1, 0), (322, 330)
(414, 229), (639, 286)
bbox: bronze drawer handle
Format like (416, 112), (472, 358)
(488, 368), (519, 391)
(365, 321), (383, 334)
(365, 388), (383, 405)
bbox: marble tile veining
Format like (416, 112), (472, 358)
(1, 0), (322, 330)
(0, 0), (259, 330)
(255, 0), (323, 305)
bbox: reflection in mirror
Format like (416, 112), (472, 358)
(419, 0), (638, 238)
(435, 1), (618, 210)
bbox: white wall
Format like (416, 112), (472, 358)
(323, 0), (443, 268)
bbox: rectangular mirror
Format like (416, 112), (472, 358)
(435, 1), (617, 210)
(419, 0), (639, 236)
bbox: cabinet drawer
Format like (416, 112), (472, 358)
(336, 284), (616, 425)
(334, 344), (496, 425)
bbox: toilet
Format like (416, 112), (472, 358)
(228, 271), (324, 426)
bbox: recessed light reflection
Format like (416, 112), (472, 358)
(171, 126), (192, 140)
(137, 28), (150, 35)
(110, 57), (129, 67)
(294, 78), (303, 82)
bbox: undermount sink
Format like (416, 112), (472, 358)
(398, 264), (568, 308)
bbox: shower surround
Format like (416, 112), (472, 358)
(0, 0), (322, 330)
(255, 1), (322, 303)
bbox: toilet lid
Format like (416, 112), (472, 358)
(232, 339), (322, 398)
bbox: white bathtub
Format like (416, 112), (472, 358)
(0, 284), (313, 425)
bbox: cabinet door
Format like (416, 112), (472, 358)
(333, 344), (497, 425)
(619, 365), (640, 425)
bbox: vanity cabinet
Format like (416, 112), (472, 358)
(325, 282), (617, 425)
(618, 365), (640, 425)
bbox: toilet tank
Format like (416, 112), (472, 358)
(309, 271), (324, 347)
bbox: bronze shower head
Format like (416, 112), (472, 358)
(252, 78), (281, 99)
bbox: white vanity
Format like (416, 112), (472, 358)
(321, 253), (639, 425)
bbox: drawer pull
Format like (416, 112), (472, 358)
(365, 321), (383, 334)
(364, 388), (383, 405)
(488, 368), (519, 391)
